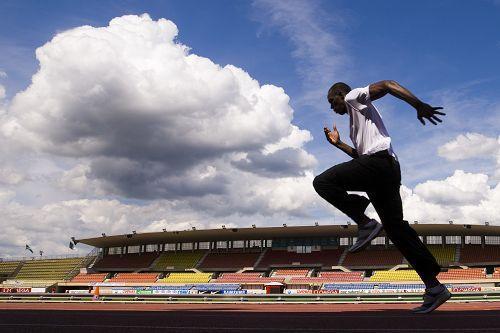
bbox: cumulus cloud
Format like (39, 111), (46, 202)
(0, 167), (25, 185)
(3, 14), (316, 205)
(414, 170), (489, 205)
(438, 132), (499, 161)
(401, 175), (500, 225)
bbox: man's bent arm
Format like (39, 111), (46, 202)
(335, 140), (359, 159)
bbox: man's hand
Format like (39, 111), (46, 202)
(416, 103), (446, 125)
(324, 125), (340, 145)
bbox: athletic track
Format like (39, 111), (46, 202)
(1, 302), (500, 332)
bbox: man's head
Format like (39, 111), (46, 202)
(327, 82), (351, 115)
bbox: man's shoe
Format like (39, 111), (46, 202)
(348, 219), (383, 253)
(412, 285), (451, 314)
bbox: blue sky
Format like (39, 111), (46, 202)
(0, 0), (499, 255)
(2, 0), (499, 180)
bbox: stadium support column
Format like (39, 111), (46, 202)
(423, 236), (427, 245)
(385, 236), (389, 248)
(481, 236), (486, 248)
(461, 236), (465, 248)
(442, 236), (446, 247)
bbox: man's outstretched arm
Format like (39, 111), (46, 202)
(369, 80), (446, 125)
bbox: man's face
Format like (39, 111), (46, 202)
(327, 92), (347, 115)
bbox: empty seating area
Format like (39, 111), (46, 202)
(318, 271), (364, 282)
(198, 252), (261, 270)
(342, 246), (403, 268)
(0, 261), (21, 277)
(288, 272), (363, 284)
(257, 249), (344, 268)
(370, 270), (420, 282)
(427, 245), (456, 266)
(437, 268), (486, 280)
(152, 251), (205, 271)
(14, 257), (85, 281)
(272, 269), (310, 277)
(70, 273), (108, 283)
(108, 273), (159, 283)
(460, 245), (500, 264)
(157, 272), (213, 283)
(213, 272), (285, 283)
(93, 253), (158, 270)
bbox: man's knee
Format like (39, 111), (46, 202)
(313, 173), (335, 194)
(312, 175), (323, 193)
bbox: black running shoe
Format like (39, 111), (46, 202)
(348, 219), (383, 253)
(412, 286), (451, 314)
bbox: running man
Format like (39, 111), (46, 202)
(313, 80), (450, 313)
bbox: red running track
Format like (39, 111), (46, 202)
(1, 302), (500, 332)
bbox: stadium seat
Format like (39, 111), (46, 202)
(13, 257), (86, 281)
(93, 253), (158, 270)
(0, 261), (22, 277)
(342, 246), (403, 268)
(70, 273), (108, 283)
(157, 272), (213, 283)
(212, 272), (285, 283)
(460, 245), (500, 264)
(107, 272), (159, 283)
(152, 251), (206, 271)
(426, 245), (456, 266)
(257, 249), (344, 268)
(370, 270), (420, 282)
(272, 269), (310, 277)
(437, 268), (486, 280)
(198, 252), (261, 270)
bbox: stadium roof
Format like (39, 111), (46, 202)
(76, 223), (500, 248)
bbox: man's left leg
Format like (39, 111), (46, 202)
(368, 185), (450, 313)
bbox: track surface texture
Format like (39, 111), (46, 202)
(1, 302), (500, 332)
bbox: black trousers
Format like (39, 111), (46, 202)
(313, 150), (441, 281)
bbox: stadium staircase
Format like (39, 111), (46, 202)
(65, 249), (99, 280)
(337, 247), (349, 266)
(0, 261), (23, 278)
(455, 244), (461, 263)
(195, 251), (210, 269)
(253, 248), (268, 268)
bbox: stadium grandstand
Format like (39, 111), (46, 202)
(1, 223), (500, 295)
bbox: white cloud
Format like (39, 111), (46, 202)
(401, 174), (500, 225)
(438, 132), (499, 161)
(414, 170), (489, 205)
(0, 167), (25, 185)
(0, 14), (322, 255)
(2, 14), (316, 204)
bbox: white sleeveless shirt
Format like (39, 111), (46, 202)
(344, 86), (397, 158)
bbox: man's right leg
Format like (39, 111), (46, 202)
(313, 159), (374, 225)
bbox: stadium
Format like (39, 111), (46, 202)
(1, 223), (499, 294)
(2, 223), (500, 331)
(2, 1), (500, 332)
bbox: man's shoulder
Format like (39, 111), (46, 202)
(345, 86), (370, 106)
